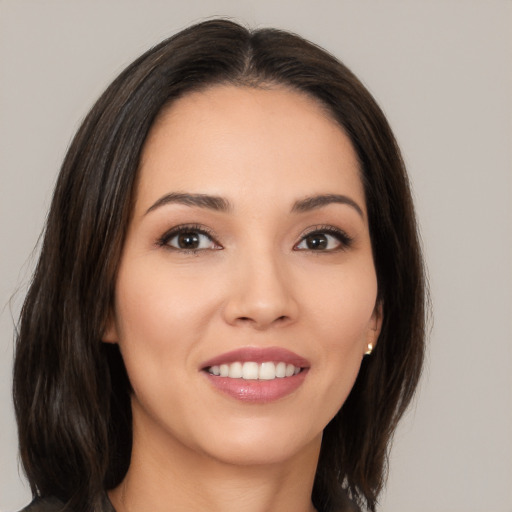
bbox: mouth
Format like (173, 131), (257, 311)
(200, 347), (309, 403)
(206, 361), (302, 380)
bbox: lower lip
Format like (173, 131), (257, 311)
(204, 370), (308, 403)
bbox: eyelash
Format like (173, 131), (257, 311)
(156, 224), (353, 253)
(294, 225), (354, 253)
(156, 224), (221, 254)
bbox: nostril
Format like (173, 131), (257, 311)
(234, 315), (289, 326)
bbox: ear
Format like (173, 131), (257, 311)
(366, 301), (383, 352)
(102, 313), (119, 344)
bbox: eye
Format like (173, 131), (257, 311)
(158, 225), (221, 252)
(169, 231), (214, 250)
(294, 227), (353, 252)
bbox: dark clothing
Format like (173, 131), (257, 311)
(20, 494), (359, 512)
(20, 496), (115, 512)
(20, 497), (66, 512)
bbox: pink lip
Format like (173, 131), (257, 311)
(204, 371), (308, 403)
(200, 347), (310, 404)
(200, 346), (310, 369)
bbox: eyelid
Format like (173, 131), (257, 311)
(155, 223), (353, 253)
(294, 224), (354, 251)
(156, 223), (222, 251)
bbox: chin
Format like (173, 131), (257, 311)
(204, 441), (316, 468)
(193, 420), (323, 467)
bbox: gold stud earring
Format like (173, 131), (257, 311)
(365, 343), (373, 355)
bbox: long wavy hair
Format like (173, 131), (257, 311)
(13, 19), (426, 512)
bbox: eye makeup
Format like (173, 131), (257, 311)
(155, 221), (354, 255)
(294, 224), (354, 253)
(156, 223), (222, 253)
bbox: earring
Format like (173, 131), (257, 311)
(365, 343), (373, 355)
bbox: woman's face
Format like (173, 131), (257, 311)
(105, 85), (381, 467)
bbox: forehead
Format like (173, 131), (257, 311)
(136, 85), (365, 213)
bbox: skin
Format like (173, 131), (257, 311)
(105, 85), (382, 512)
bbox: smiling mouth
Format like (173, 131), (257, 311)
(206, 361), (303, 380)
(201, 348), (309, 402)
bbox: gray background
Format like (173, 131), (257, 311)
(1, 1), (511, 511)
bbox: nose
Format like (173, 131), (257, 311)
(222, 249), (299, 330)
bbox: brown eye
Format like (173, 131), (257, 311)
(304, 233), (329, 250)
(176, 232), (201, 249)
(295, 228), (352, 252)
(162, 228), (220, 251)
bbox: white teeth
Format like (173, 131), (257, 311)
(259, 362), (275, 380)
(275, 362), (286, 378)
(228, 362), (243, 378)
(242, 362), (259, 380)
(208, 361), (302, 380)
(285, 364), (295, 377)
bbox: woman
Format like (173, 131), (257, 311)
(13, 19), (426, 512)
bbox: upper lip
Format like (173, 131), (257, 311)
(200, 347), (310, 370)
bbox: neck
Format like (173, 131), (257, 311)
(109, 408), (320, 512)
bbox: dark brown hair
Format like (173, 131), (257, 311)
(13, 19), (426, 512)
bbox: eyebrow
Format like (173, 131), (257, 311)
(291, 194), (364, 218)
(145, 192), (363, 218)
(145, 192), (232, 215)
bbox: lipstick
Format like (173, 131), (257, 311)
(200, 347), (310, 403)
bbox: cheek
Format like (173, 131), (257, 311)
(115, 258), (219, 336)
(112, 259), (223, 385)
(305, 257), (378, 340)
(111, 261), (219, 429)
(303, 261), (377, 394)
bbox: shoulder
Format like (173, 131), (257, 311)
(18, 495), (116, 512)
(19, 497), (66, 512)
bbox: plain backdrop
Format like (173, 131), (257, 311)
(1, 1), (511, 511)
